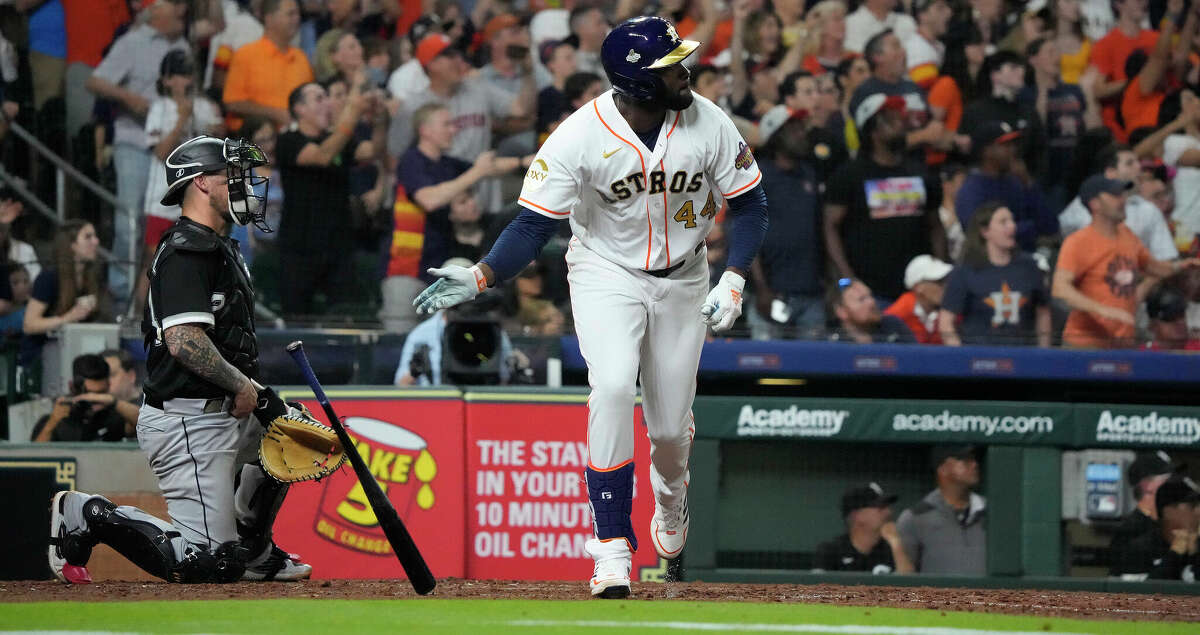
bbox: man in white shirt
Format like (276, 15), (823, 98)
(1060, 145), (1177, 260)
(846, 0), (917, 53)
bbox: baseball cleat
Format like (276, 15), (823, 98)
(242, 544), (313, 581)
(651, 493), (689, 559)
(589, 556), (632, 598)
(48, 490), (95, 584)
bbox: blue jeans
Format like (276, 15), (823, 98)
(111, 143), (150, 308)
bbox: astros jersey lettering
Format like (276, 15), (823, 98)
(518, 91), (761, 271)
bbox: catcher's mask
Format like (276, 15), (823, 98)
(160, 135), (272, 232)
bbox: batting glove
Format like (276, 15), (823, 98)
(412, 264), (488, 315)
(700, 271), (745, 332)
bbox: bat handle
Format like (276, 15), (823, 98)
(286, 340), (331, 406)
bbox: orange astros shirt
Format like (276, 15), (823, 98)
(1057, 224), (1149, 348)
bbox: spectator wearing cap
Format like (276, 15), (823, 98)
(884, 255), (951, 344)
(896, 445), (987, 575)
(960, 51), (1045, 175)
(85, 0), (190, 308)
(1053, 174), (1199, 348)
(1059, 145), (1177, 261)
(387, 34), (529, 185)
(828, 278), (917, 343)
(1111, 475), (1200, 581)
(825, 92), (946, 305)
(1088, 0), (1159, 140)
(479, 14), (537, 147)
(844, 0), (916, 54)
(814, 482), (915, 574)
(1019, 36), (1101, 208)
(1143, 281), (1200, 350)
(749, 107), (825, 339)
(941, 202), (1051, 346)
(1110, 451), (1185, 570)
(954, 120), (1058, 252)
(381, 103), (525, 333)
(536, 40), (578, 139)
(0, 187), (40, 282)
(131, 49), (223, 316)
(904, 0), (952, 90)
(850, 30), (946, 155)
(222, 0), (314, 131)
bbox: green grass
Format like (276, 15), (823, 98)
(0, 599), (1195, 634)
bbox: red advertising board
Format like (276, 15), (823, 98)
(464, 397), (662, 582)
(273, 397), (466, 579)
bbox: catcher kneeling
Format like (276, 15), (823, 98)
(47, 136), (345, 584)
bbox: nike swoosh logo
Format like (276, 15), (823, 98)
(602, 148), (622, 159)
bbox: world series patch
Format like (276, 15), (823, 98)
(734, 142), (754, 170)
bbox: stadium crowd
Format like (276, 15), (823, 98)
(1, 0), (1200, 371)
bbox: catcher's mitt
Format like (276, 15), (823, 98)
(260, 406), (346, 483)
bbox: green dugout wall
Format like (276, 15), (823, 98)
(684, 395), (1200, 588)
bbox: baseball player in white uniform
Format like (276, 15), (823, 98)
(414, 16), (768, 598)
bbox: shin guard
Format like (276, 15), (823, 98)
(585, 463), (637, 552)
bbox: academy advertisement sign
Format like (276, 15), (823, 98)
(1080, 406), (1200, 446)
(699, 397), (1072, 445)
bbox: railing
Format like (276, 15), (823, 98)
(0, 119), (129, 276)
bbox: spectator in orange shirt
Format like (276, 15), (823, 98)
(801, 0), (850, 75)
(222, 0), (314, 130)
(1053, 174), (1199, 348)
(1119, 6), (1198, 140)
(885, 255), (951, 344)
(1088, 0), (1159, 141)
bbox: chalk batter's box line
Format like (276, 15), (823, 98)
(463, 393), (643, 405)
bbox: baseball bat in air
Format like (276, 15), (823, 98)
(286, 340), (437, 595)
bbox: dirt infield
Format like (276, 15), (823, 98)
(3, 578), (1199, 622)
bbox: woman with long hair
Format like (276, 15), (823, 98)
(1051, 0), (1092, 84)
(938, 202), (1051, 346)
(801, 0), (849, 75)
(21, 220), (110, 364)
(729, 0), (793, 120)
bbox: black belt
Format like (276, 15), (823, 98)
(643, 243), (703, 278)
(143, 394), (227, 413)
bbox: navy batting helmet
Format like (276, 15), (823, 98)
(600, 16), (700, 102)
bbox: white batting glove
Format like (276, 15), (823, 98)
(412, 264), (488, 315)
(700, 271), (745, 332)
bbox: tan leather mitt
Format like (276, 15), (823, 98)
(260, 408), (346, 483)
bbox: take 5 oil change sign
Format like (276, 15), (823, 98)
(273, 396), (465, 579)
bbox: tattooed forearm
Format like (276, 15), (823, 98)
(163, 325), (249, 394)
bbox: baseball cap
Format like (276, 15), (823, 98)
(758, 104), (807, 145)
(840, 482), (899, 517)
(1128, 450), (1185, 486)
(483, 13), (521, 43)
(1147, 284), (1188, 322)
(930, 444), (978, 467)
(970, 120), (1022, 154)
(1155, 476), (1200, 517)
(853, 93), (906, 128)
(1079, 174), (1133, 207)
(416, 33), (458, 67)
(904, 254), (953, 289)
